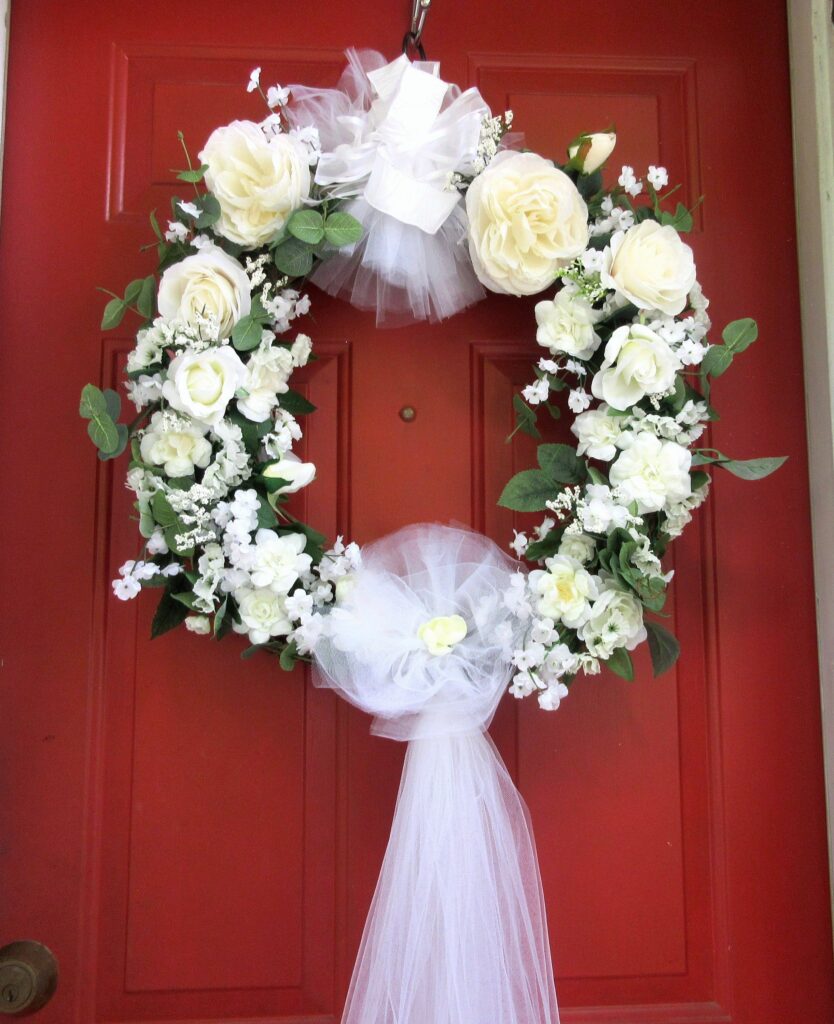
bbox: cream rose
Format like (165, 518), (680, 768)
(571, 404), (623, 461)
(162, 346), (247, 426)
(157, 243), (251, 338)
(535, 286), (601, 359)
(418, 615), (468, 656)
(139, 411), (212, 477)
(466, 151), (589, 296)
(568, 132), (616, 174)
(591, 323), (681, 411)
(557, 532), (596, 564)
(579, 585), (647, 659)
(263, 453), (316, 506)
(234, 586), (293, 645)
(528, 555), (599, 629)
(602, 220), (696, 315)
(199, 120), (311, 248)
(609, 431), (692, 513)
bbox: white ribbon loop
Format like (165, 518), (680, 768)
(313, 524), (561, 1023)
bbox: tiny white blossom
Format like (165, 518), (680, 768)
(511, 530), (529, 557)
(522, 378), (550, 406)
(247, 67), (261, 93)
(165, 220), (189, 243)
(617, 165), (643, 197)
(178, 200), (200, 219)
(568, 389), (591, 413)
(647, 165), (669, 190)
(266, 84), (290, 107)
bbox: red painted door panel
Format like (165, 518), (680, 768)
(1, 2), (832, 1022)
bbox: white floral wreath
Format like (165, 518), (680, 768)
(80, 50), (783, 710)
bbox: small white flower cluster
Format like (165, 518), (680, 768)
(471, 110), (514, 175)
(113, 558), (181, 601)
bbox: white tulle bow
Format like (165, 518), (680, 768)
(313, 54), (488, 235)
(287, 52), (489, 323)
(313, 524), (561, 1023)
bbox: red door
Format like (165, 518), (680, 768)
(2, 1), (832, 1022)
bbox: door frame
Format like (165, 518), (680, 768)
(0, 0), (832, 934)
(788, 0), (834, 925)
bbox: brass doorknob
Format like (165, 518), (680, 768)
(0, 942), (58, 1016)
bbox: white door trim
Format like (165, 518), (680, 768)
(0, 0), (10, 213)
(788, 0), (834, 923)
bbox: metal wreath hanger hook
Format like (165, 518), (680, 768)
(403, 0), (431, 60)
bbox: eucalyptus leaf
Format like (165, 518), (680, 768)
(103, 388), (121, 421)
(101, 297), (126, 330)
(722, 317), (758, 353)
(232, 314), (264, 352)
(324, 211), (364, 248)
(287, 209), (325, 245)
(195, 193), (221, 229)
(702, 345), (733, 378)
(718, 455), (788, 480)
(274, 237), (314, 278)
(123, 278), (144, 304)
(97, 423), (129, 460)
(137, 275), (156, 319)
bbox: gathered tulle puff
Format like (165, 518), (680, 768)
(286, 51), (490, 325)
(312, 525), (560, 1023)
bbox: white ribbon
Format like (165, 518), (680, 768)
(313, 524), (561, 1024)
(312, 54), (489, 235)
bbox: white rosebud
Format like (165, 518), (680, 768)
(568, 132), (616, 174)
(263, 453), (316, 506)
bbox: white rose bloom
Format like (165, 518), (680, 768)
(528, 555), (600, 629)
(237, 335), (294, 422)
(418, 615), (468, 656)
(139, 411), (212, 477)
(234, 586), (293, 645)
(157, 243), (251, 338)
(579, 584), (647, 659)
(558, 532), (596, 564)
(568, 132), (616, 174)
(535, 286), (602, 359)
(466, 151), (589, 296)
(263, 453), (317, 506)
(571, 404), (623, 461)
(591, 323), (681, 411)
(162, 345), (247, 425)
(609, 431), (692, 513)
(249, 529), (312, 594)
(199, 120), (311, 248)
(601, 220), (696, 316)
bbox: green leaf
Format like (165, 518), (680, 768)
(124, 278), (144, 304)
(718, 455), (788, 480)
(150, 208), (164, 241)
(175, 163), (209, 183)
(81, 383), (121, 453)
(279, 640), (300, 671)
(101, 297), (127, 330)
(79, 383), (107, 419)
(195, 193), (221, 229)
(279, 389), (317, 415)
(274, 237), (314, 278)
(524, 528), (564, 563)
(137, 275), (156, 319)
(103, 388), (121, 421)
(287, 209), (325, 245)
(232, 314), (264, 351)
(701, 345), (733, 378)
(587, 466), (608, 486)
(171, 591), (199, 610)
(645, 620), (680, 677)
(151, 589), (190, 639)
(257, 495), (277, 528)
(576, 169), (603, 199)
(537, 443), (586, 484)
(605, 646), (634, 682)
(659, 202), (693, 233)
(97, 423), (129, 460)
(722, 317), (758, 353)
(511, 394), (541, 440)
(151, 491), (178, 527)
(498, 469), (555, 512)
(324, 211), (364, 248)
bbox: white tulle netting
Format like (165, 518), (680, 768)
(313, 524), (560, 1024)
(287, 51), (489, 325)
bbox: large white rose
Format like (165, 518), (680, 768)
(591, 323), (681, 411)
(139, 411), (212, 477)
(237, 335), (294, 422)
(162, 345), (247, 426)
(535, 286), (601, 359)
(199, 120), (311, 248)
(579, 584), (647, 659)
(234, 586), (293, 645)
(602, 220), (696, 315)
(571, 404), (623, 461)
(263, 453), (316, 507)
(157, 243), (251, 338)
(466, 151), (589, 296)
(528, 555), (599, 629)
(609, 430), (692, 513)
